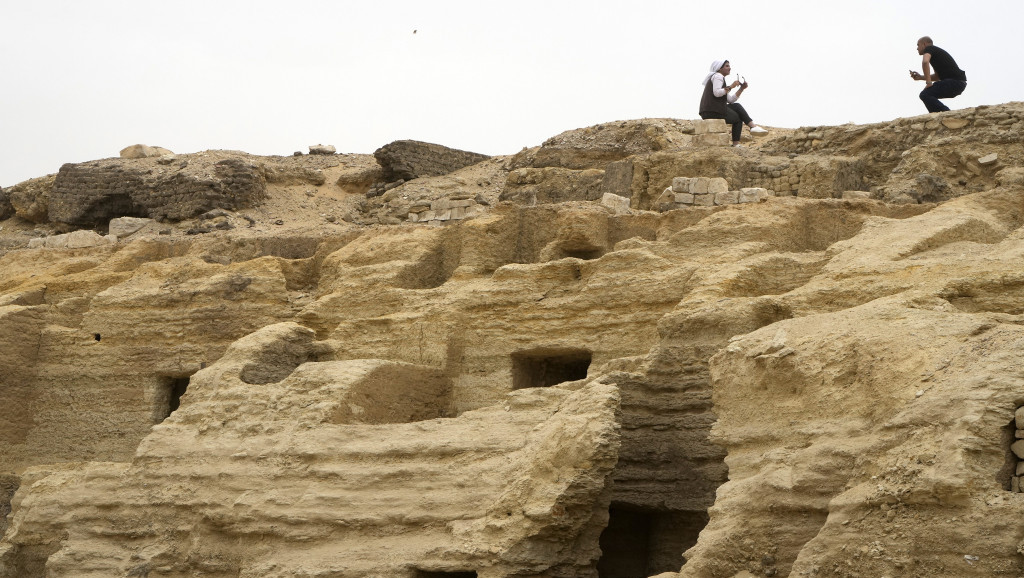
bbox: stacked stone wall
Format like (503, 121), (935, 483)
(373, 140), (490, 183)
(50, 158), (267, 226)
(1010, 406), (1024, 492)
(654, 176), (769, 211)
(406, 195), (485, 223)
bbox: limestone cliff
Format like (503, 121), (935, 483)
(1, 103), (1024, 577)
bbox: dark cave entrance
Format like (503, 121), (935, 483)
(597, 505), (709, 578)
(154, 376), (191, 423)
(563, 248), (604, 260)
(511, 347), (592, 389)
(1002, 416), (1021, 491)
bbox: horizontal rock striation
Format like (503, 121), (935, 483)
(0, 323), (621, 578)
(2, 103), (1024, 577)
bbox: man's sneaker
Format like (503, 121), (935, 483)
(750, 126), (769, 135)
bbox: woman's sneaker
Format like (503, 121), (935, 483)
(750, 126), (769, 135)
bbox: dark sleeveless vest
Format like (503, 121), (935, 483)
(699, 76), (728, 117)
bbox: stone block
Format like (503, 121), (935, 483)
(120, 144), (173, 159)
(689, 178), (709, 194)
(1016, 406), (1024, 429)
(450, 207), (466, 219)
(600, 193), (631, 215)
(671, 177), (692, 193)
(941, 118), (970, 129)
(978, 153), (998, 165)
(707, 178), (729, 194)
(842, 191), (871, 200)
(674, 193), (694, 205)
(27, 238), (45, 249)
(601, 159), (634, 197)
(1014, 476), (1021, 493)
(44, 233), (69, 248)
(451, 199), (474, 208)
(431, 199), (451, 211)
(1016, 461), (1024, 476)
(692, 193), (715, 206)
(420, 210), (436, 221)
(694, 133), (731, 147)
(308, 144), (336, 155)
(435, 209), (452, 221)
(407, 212), (420, 222)
(66, 230), (112, 249)
(655, 188), (676, 212)
(738, 188), (765, 203)
(109, 217), (153, 238)
(694, 119), (728, 135)
(714, 191), (739, 205)
(1011, 439), (1024, 460)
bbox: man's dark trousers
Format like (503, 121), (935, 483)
(920, 79), (966, 112)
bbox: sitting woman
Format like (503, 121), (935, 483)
(699, 59), (768, 146)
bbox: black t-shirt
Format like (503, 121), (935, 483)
(924, 45), (967, 82)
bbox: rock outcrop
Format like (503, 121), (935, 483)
(5, 175), (54, 223)
(2, 102), (1024, 577)
(373, 140), (491, 183)
(0, 323), (621, 577)
(0, 187), (11, 221)
(119, 144), (174, 159)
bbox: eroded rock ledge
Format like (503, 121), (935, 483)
(2, 103), (1024, 578)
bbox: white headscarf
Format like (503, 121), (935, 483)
(702, 60), (727, 85)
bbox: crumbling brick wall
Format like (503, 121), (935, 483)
(50, 158), (267, 226)
(373, 140), (490, 183)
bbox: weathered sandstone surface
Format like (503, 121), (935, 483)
(1, 102), (1024, 577)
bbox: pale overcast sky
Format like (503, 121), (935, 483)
(1, 0), (1020, 187)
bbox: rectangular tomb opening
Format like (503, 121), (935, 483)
(597, 505), (709, 577)
(511, 347), (592, 390)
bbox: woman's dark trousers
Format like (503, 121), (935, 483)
(700, 103), (753, 142)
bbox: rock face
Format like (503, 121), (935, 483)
(687, 297), (1024, 578)
(0, 187), (11, 221)
(0, 323), (621, 577)
(2, 102), (1024, 577)
(5, 175), (54, 223)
